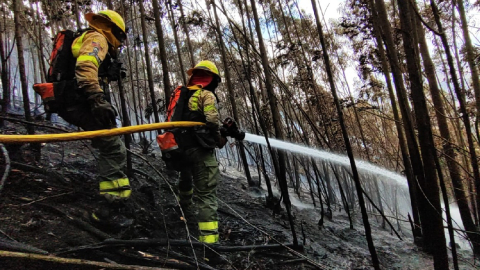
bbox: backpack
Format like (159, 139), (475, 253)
(47, 30), (82, 83)
(157, 86), (194, 171)
(35, 29), (107, 113)
(34, 30), (80, 112)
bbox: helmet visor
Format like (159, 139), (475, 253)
(112, 25), (127, 43)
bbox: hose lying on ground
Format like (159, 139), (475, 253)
(0, 121), (204, 143)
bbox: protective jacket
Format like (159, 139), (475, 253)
(72, 30), (109, 94)
(187, 85), (219, 126)
(179, 84), (222, 151)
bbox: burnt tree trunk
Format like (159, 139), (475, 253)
(177, 0), (195, 67)
(139, 0), (160, 123)
(311, 1), (379, 268)
(13, 0), (34, 134)
(0, 14), (10, 127)
(249, 0), (297, 247)
(167, 1), (187, 85)
(416, 4), (480, 256)
(430, 0), (480, 230)
(152, 0), (172, 108)
(212, 0), (253, 186)
(397, 1), (448, 268)
(374, 0), (432, 249)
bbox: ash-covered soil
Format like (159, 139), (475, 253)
(0, 118), (477, 269)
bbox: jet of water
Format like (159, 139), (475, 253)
(243, 133), (408, 186)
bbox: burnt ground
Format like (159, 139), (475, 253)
(0, 118), (478, 270)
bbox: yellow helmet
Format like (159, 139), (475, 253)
(187, 60), (221, 81)
(85, 10), (127, 49)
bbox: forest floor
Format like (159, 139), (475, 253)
(0, 116), (478, 270)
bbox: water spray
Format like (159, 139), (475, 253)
(243, 133), (408, 186)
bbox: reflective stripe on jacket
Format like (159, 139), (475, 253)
(72, 30), (108, 94)
(187, 86), (219, 128)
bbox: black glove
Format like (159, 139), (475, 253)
(222, 117), (245, 140)
(87, 92), (117, 128)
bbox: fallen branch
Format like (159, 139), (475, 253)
(0, 250), (174, 270)
(132, 168), (161, 187)
(11, 161), (67, 184)
(35, 203), (111, 240)
(103, 238), (300, 252)
(0, 143), (11, 197)
(0, 229), (15, 241)
(0, 115), (75, 133)
(20, 191), (74, 206)
(0, 239), (48, 255)
(157, 247), (219, 270)
(57, 239), (301, 254)
(116, 248), (218, 270)
(280, 258), (308, 264)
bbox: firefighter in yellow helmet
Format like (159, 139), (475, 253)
(176, 60), (226, 244)
(56, 10), (132, 226)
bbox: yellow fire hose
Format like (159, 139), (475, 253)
(0, 121), (205, 143)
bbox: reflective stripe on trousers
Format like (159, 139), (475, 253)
(199, 234), (219, 244)
(100, 177), (131, 198)
(198, 221), (218, 244)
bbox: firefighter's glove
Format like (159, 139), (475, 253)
(88, 92), (117, 128)
(222, 117), (246, 141)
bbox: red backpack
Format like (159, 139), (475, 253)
(34, 29), (84, 112)
(157, 86), (193, 171)
(47, 30), (83, 83)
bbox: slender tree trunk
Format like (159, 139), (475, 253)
(118, 74), (133, 175)
(167, 1), (187, 85)
(430, 0), (480, 229)
(139, 0), (160, 123)
(123, 2), (141, 136)
(238, 13), (273, 197)
(106, 0), (113, 9)
(397, 1), (448, 268)
(374, 0), (432, 249)
(330, 164), (353, 228)
(73, 0), (81, 29)
(14, 0), (41, 161)
(178, 0), (195, 66)
(212, 0), (253, 186)
(372, 0), (420, 219)
(416, 7), (480, 255)
(456, 0), (480, 138)
(13, 0), (34, 133)
(233, 0), (272, 200)
(249, 0), (297, 247)
(311, 1), (379, 268)
(0, 16), (10, 127)
(151, 0), (172, 108)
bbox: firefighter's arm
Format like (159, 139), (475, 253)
(200, 90), (219, 127)
(200, 91), (226, 148)
(75, 32), (109, 93)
